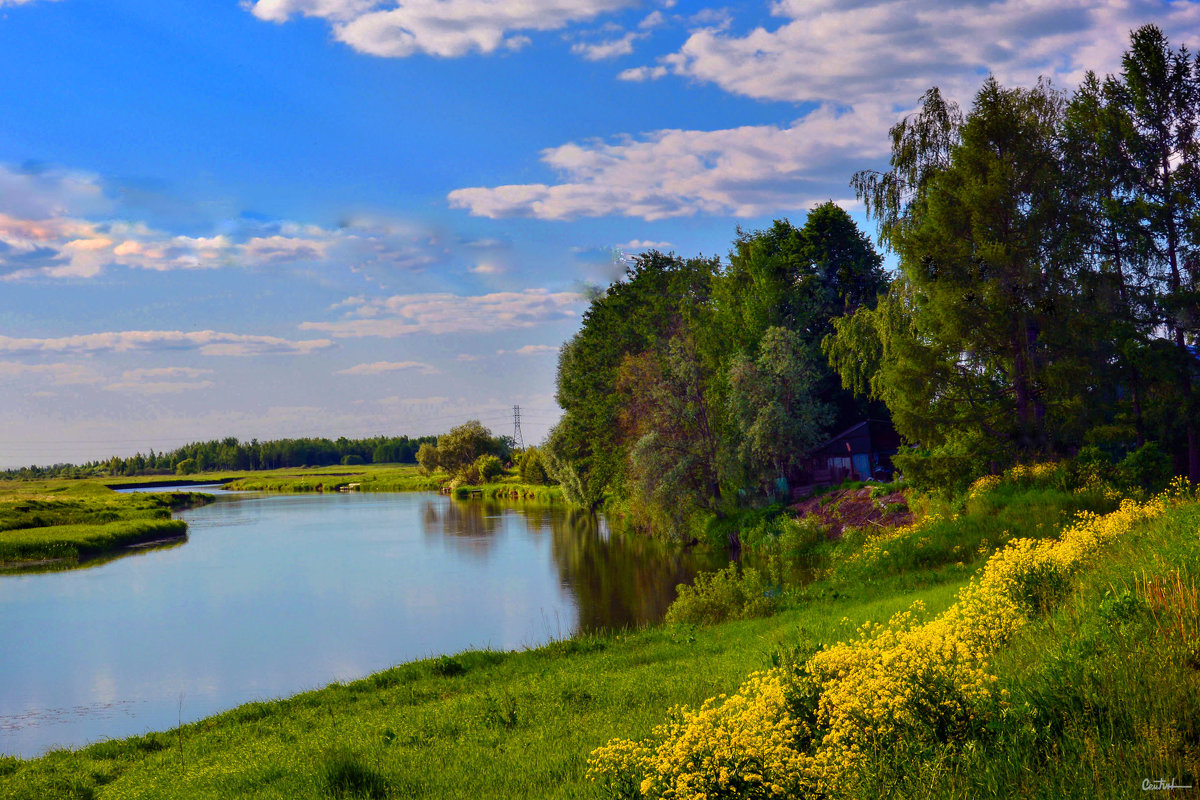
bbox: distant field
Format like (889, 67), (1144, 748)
(224, 463), (442, 493)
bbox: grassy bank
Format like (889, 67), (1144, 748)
(224, 464), (442, 493)
(0, 482), (207, 570)
(2, 478), (1195, 798)
(452, 482), (565, 503)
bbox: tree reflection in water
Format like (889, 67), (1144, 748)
(421, 498), (727, 632)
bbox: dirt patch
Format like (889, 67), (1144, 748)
(791, 487), (912, 539)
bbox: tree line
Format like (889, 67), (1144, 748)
(544, 25), (1200, 535)
(1, 434), (437, 480)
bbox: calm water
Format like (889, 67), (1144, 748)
(0, 491), (721, 757)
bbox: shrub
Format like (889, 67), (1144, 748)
(341, 454), (364, 466)
(1118, 441), (1174, 494)
(474, 454), (503, 483)
(174, 458), (197, 476)
(517, 448), (550, 485)
(892, 452), (977, 497)
(665, 565), (776, 625)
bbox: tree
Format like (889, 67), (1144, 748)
(726, 327), (833, 494)
(517, 447), (550, 485)
(474, 454), (503, 483)
(837, 78), (1081, 455)
(547, 252), (720, 507)
(715, 208), (888, 432)
(416, 443), (440, 476)
(436, 420), (500, 475)
(1108, 25), (1200, 479)
(616, 330), (723, 538)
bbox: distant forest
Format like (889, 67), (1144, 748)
(1, 434), (438, 480)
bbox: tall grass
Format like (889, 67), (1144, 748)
(0, 518), (187, 564)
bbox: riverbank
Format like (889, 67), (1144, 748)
(4, 477), (1194, 798)
(0, 481), (211, 571)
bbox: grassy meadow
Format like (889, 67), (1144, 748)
(2, 469), (1196, 799)
(0, 481), (205, 570)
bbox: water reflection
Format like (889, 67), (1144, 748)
(421, 499), (726, 632)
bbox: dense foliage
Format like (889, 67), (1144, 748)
(546, 203), (887, 535)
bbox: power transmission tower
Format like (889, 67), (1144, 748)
(512, 405), (525, 451)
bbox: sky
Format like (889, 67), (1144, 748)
(1, 0), (1198, 467)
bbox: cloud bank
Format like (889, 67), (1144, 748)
(303, 289), (584, 337)
(0, 330), (334, 357)
(247, 0), (639, 57)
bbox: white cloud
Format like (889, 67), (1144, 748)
(616, 239), (671, 250)
(655, 0), (1200, 105)
(121, 367), (214, 380)
(0, 361), (102, 385)
(104, 380), (215, 394)
(0, 331), (334, 357)
(301, 289), (584, 337)
(247, 0), (639, 58)
(448, 104), (885, 220)
(571, 30), (644, 60)
(336, 360), (440, 375)
(468, 261), (505, 275)
(617, 64), (667, 81)
(638, 10), (664, 29)
(496, 344), (560, 356)
(450, 2), (1200, 222)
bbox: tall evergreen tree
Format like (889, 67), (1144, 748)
(1108, 25), (1200, 479)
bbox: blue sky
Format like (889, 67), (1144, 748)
(1, 0), (1197, 466)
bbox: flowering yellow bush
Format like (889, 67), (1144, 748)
(1003, 461), (1060, 485)
(587, 671), (817, 799)
(589, 483), (1191, 799)
(967, 474), (1000, 500)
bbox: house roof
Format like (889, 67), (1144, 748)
(811, 418), (898, 457)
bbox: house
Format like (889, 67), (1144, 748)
(805, 419), (902, 484)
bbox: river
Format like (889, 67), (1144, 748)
(0, 491), (722, 758)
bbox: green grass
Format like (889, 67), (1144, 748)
(0, 481), (206, 569)
(452, 482), (565, 503)
(0, 518), (187, 565)
(225, 464), (442, 493)
(839, 500), (1200, 800)
(819, 485), (1120, 587)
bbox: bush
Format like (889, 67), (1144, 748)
(1118, 441), (1174, 494)
(474, 454), (503, 483)
(892, 452), (977, 497)
(517, 448), (550, 485)
(174, 458), (197, 476)
(665, 565), (776, 625)
(340, 454), (364, 466)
